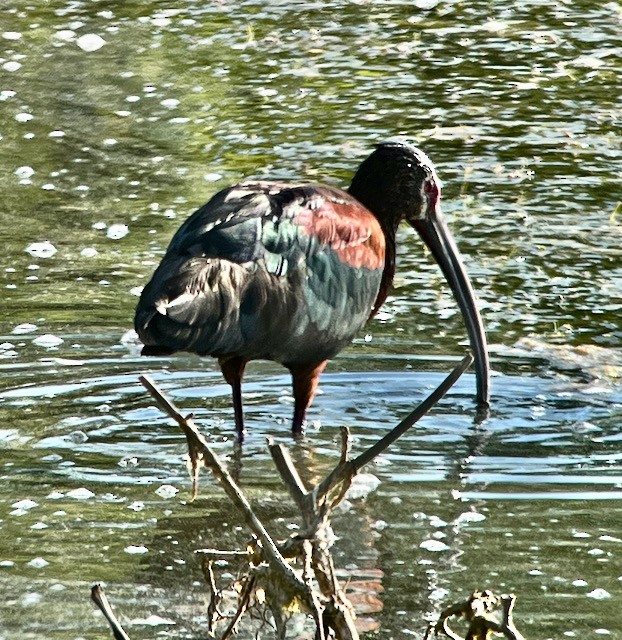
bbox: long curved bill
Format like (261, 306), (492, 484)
(411, 207), (490, 407)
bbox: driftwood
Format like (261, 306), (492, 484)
(93, 354), (476, 639)
(428, 590), (526, 640)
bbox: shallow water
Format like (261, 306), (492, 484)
(1, 1), (621, 638)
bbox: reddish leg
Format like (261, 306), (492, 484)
(288, 361), (328, 435)
(219, 357), (248, 441)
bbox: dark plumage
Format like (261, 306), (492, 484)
(135, 141), (490, 439)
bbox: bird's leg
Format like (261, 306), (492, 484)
(219, 357), (248, 441)
(289, 361), (328, 435)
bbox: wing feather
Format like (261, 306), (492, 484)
(135, 181), (386, 364)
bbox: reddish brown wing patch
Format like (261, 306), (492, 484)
(294, 188), (385, 270)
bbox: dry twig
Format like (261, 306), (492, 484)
(434, 590), (526, 640)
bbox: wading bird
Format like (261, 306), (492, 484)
(135, 141), (490, 439)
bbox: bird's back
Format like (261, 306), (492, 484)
(135, 181), (386, 366)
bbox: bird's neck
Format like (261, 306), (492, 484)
(347, 177), (402, 318)
(370, 223), (397, 318)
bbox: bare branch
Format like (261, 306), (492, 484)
(139, 375), (312, 604)
(315, 354), (474, 504)
(339, 426), (351, 464)
(302, 540), (326, 640)
(91, 584), (131, 640)
(195, 548), (250, 558)
(267, 437), (309, 509)
(136, 354), (477, 640)
(351, 353), (473, 471)
(201, 558), (223, 635)
(221, 575), (257, 640)
(139, 374), (206, 498)
(499, 594), (526, 640)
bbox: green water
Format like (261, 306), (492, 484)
(1, 1), (621, 638)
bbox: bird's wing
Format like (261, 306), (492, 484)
(260, 183), (385, 272)
(165, 183), (275, 262)
(165, 181), (384, 267)
(135, 182), (385, 361)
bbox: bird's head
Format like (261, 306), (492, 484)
(349, 140), (491, 408)
(349, 140), (442, 227)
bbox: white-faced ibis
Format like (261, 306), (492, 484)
(135, 141), (490, 439)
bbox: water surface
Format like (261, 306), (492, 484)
(1, 1), (621, 638)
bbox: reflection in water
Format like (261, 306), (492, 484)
(1, 0), (622, 638)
